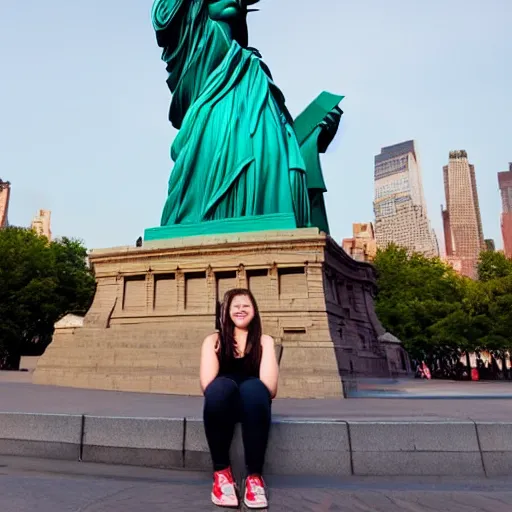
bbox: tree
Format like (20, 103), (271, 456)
(479, 276), (512, 369)
(477, 250), (512, 282)
(374, 244), (512, 378)
(0, 227), (95, 369)
(374, 244), (464, 364)
(475, 254), (512, 372)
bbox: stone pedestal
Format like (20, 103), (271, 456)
(33, 229), (393, 398)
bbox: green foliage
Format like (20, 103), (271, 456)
(374, 244), (512, 367)
(477, 250), (512, 281)
(0, 227), (95, 369)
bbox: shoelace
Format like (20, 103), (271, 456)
(247, 477), (265, 495)
(217, 474), (236, 496)
(220, 484), (235, 496)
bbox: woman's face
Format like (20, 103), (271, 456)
(229, 294), (255, 330)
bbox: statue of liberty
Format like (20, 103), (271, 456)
(151, 0), (342, 233)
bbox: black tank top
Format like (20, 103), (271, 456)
(219, 355), (260, 379)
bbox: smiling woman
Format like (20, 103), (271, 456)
(199, 288), (279, 509)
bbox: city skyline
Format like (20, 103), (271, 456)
(1, 0), (510, 250)
(373, 140), (438, 257)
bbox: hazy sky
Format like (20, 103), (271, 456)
(1, 0), (510, 250)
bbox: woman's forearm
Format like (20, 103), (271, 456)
(199, 335), (220, 394)
(259, 336), (279, 398)
(260, 374), (278, 399)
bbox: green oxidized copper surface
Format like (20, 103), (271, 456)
(146, 0), (343, 240)
(295, 92), (344, 235)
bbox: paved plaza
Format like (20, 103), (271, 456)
(2, 456), (512, 512)
(1, 377), (512, 421)
(2, 373), (512, 510)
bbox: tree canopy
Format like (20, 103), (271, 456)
(0, 227), (95, 369)
(374, 244), (512, 374)
(477, 249), (512, 282)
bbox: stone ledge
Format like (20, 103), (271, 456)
(0, 439), (79, 460)
(0, 412), (82, 461)
(352, 451), (483, 476)
(476, 422), (512, 476)
(184, 418), (351, 477)
(349, 420), (484, 476)
(349, 420), (479, 452)
(0, 414), (499, 477)
(81, 416), (184, 469)
(476, 422), (512, 451)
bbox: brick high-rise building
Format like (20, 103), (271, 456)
(442, 150), (485, 278)
(373, 140), (438, 257)
(31, 209), (52, 240)
(342, 222), (377, 262)
(0, 179), (11, 228)
(499, 163), (512, 258)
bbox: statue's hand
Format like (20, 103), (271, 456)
(321, 106), (342, 128)
(318, 106), (342, 153)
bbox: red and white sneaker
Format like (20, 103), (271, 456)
(244, 474), (268, 509)
(211, 467), (239, 508)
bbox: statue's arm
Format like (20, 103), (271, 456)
(207, 0), (241, 21)
(208, 0), (260, 19)
(208, 0), (255, 47)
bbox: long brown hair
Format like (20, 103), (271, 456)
(218, 288), (262, 376)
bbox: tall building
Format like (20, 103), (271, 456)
(499, 163), (512, 258)
(442, 150), (485, 278)
(31, 209), (52, 240)
(373, 140), (438, 257)
(485, 239), (496, 252)
(342, 222), (377, 262)
(0, 179), (11, 228)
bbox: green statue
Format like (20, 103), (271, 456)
(151, 0), (343, 235)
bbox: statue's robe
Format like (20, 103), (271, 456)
(152, 0), (311, 228)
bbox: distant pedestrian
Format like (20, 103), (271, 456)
(422, 361), (431, 380)
(200, 288), (279, 509)
(416, 361), (431, 380)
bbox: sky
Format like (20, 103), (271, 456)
(0, 0), (510, 250)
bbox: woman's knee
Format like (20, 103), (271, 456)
(204, 376), (239, 410)
(238, 378), (271, 406)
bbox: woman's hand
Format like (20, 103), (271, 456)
(259, 335), (279, 399)
(199, 333), (220, 393)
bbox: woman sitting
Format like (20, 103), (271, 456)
(200, 288), (279, 509)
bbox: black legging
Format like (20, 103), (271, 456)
(203, 375), (272, 475)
